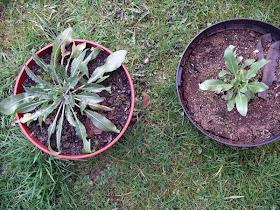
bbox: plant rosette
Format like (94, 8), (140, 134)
(176, 18), (280, 147)
(1, 28), (135, 159)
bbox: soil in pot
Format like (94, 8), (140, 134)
(179, 29), (280, 145)
(23, 46), (131, 155)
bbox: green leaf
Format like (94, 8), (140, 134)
(82, 139), (92, 154)
(32, 52), (61, 84)
(88, 50), (127, 83)
(51, 27), (73, 68)
(20, 100), (61, 123)
(218, 70), (231, 77)
(88, 66), (107, 83)
(32, 52), (50, 73)
(224, 89), (233, 100)
(65, 94), (75, 106)
(38, 89), (63, 101)
(240, 86), (247, 93)
(38, 102), (49, 127)
(71, 42), (86, 59)
(247, 82), (269, 93)
(42, 101), (61, 121)
(80, 47), (102, 77)
(65, 105), (76, 127)
(15, 100), (45, 113)
(237, 56), (243, 64)
(239, 70), (248, 81)
(74, 93), (105, 103)
(244, 89), (255, 100)
(79, 63), (89, 78)
(47, 103), (63, 155)
(235, 92), (248, 116)
(67, 105), (92, 153)
(79, 78), (87, 85)
(24, 85), (46, 97)
(0, 93), (35, 115)
(83, 47), (101, 64)
(38, 101), (49, 128)
(72, 110), (91, 154)
(71, 49), (87, 77)
(24, 65), (43, 84)
(55, 104), (65, 154)
(105, 50), (127, 72)
(227, 98), (235, 111)
(80, 100), (87, 114)
(79, 47), (102, 77)
(224, 45), (238, 76)
(25, 65), (54, 88)
(74, 118), (87, 141)
(199, 79), (233, 91)
(247, 59), (271, 79)
(96, 75), (110, 83)
(81, 83), (110, 93)
(85, 109), (120, 133)
(66, 75), (80, 91)
(39, 116), (43, 127)
(58, 65), (68, 81)
(241, 59), (255, 69)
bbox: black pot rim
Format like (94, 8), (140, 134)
(176, 18), (280, 147)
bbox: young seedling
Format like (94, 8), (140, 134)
(199, 45), (270, 116)
(0, 28), (127, 154)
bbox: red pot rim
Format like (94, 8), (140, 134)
(14, 39), (135, 159)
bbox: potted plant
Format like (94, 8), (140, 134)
(176, 18), (280, 147)
(0, 28), (135, 159)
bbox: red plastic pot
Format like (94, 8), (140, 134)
(14, 39), (135, 159)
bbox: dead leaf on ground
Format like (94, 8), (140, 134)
(142, 92), (151, 109)
(256, 33), (272, 60)
(257, 36), (280, 99)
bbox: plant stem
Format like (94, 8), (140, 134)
(74, 97), (81, 102)
(65, 56), (72, 73)
(71, 84), (85, 94)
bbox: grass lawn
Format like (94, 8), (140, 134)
(1, 0), (280, 209)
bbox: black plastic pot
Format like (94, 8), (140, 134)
(176, 18), (280, 147)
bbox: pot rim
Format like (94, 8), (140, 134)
(176, 18), (280, 147)
(14, 39), (135, 159)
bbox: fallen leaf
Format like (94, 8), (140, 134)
(258, 41), (280, 99)
(20, 113), (33, 123)
(224, 195), (244, 200)
(256, 33), (272, 61)
(142, 92), (151, 109)
(11, 120), (19, 126)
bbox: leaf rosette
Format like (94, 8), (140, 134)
(0, 28), (127, 154)
(199, 45), (270, 116)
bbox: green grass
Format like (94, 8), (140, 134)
(1, 0), (280, 209)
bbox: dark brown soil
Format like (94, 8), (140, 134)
(23, 45), (131, 154)
(179, 29), (280, 145)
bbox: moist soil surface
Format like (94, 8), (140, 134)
(179, 29), (280, 145)
(23, 45), (131, 155)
